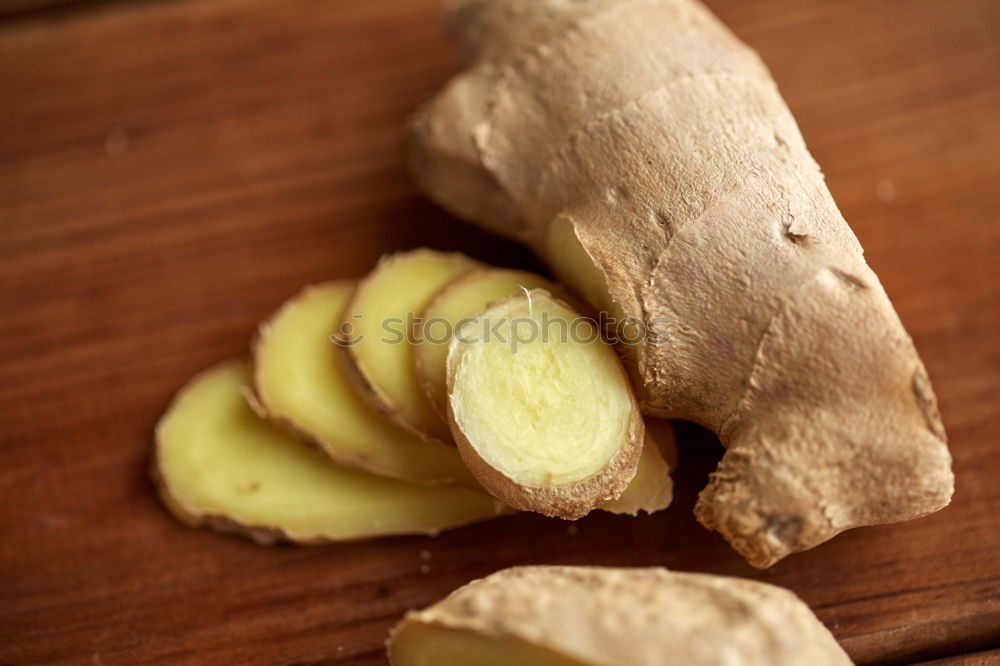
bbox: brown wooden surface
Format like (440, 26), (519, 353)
(1, 0), (998, 664)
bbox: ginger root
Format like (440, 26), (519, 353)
(253, 281), (478, 488)
(446, 289), (643, 519)
(154, 360), (505, 543)
(409, 0), (953, 566)
(388, 565), (853, 666)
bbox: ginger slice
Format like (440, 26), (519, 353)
(342, 249), (478, 444)
(415, 267), (557, 419)
(153, 360), (505, 543)
(388, 566), (853, 666)
(254, 281), (478, 488)
(417, 268), (673, 514)
(600, 420), (674, 516)
(446, 289), (642, 519)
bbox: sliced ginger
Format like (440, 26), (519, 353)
(388, 566), (853, 666)
(600, 421), (674, 516)
(154, 360), (505, 543)
(415, 268), (557, 418)
(416, 268), (672, 516)
(254, 281), (478, 488)
(447, 289), (643, 519)
(343, 249), (477, 443)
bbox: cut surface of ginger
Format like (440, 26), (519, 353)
(154, 360), (505, 543)
(545, 215), (623, 322)
(254, 281), (478, 488)
(344, 249), (477, 443)
(447, 289), (642, 518)
(416, 268), (556, 419)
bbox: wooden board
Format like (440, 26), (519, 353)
(1, 0), (998, 663)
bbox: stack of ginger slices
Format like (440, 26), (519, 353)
(154, 249), (676, 544)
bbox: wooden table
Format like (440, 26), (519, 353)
(2, 0), (998, 663)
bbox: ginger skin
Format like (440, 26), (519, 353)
(388, 566), (853, 666)
(408, 0), (954, 566)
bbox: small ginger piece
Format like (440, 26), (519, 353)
(415, 267), (558, 418)
(600, 420), (674, 516)
(409, 0), (954, 566)
(446, 289), (643, 519)
(153, 360), (506, 544)
(342, 249), (478, 444)
(388, 565), (853, 666)
(254, 281), (478, 488)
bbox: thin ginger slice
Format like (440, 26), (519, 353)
(342, 249), (478, 444)
(418, 268), (673, 515)
(254, 281), (478, 488)
(447, 289), (643, 519)
(415, 267), (557, 419)
(600, 422), (674, 516)
(153, 360), (506, 544)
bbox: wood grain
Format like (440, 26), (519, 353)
(1, 0), (998, 664)
(919, 650), (1000, 666)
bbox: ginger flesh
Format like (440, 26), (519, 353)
(154, 360), (504, 543)
(447, 289), (642, 518)
(416, 267), (557, 418)
(344, 248), (477, 443)
(451, 294), (630, 485)
(254, 281), (478, 487)
(413, 262), (673, 514)
(388, 566), (853, 666)
(408, 0), (953, 566)
(544, 215), (621, 321)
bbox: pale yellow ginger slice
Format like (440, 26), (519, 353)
(409, 0), (954, 567)
(600, 420), (674, 516)
(342, 249), (478, 444)
(153, 360), (506, 544)
(254, 281), (479, 488)
(415, 267), (558, 418)
(446, 289), (643, 519)
(388, 566), (854, 666)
